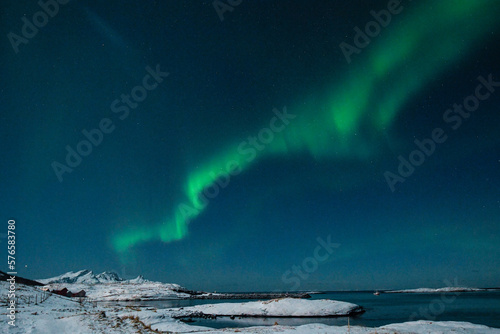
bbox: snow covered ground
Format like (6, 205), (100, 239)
(1, 281), (500, 333)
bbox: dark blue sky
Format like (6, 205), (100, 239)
(1, 0), (499, 291)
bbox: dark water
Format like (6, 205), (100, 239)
(109, 291), (500, 329)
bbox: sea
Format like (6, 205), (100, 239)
(112, 290), (500, 329)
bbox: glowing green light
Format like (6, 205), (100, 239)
(112, 0), (500, 254)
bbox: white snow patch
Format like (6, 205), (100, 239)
(173, 298), (362, 317)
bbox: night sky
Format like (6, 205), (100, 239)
(1, 0), (499, 292)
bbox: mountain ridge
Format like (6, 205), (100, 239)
(37, 269), (145, 285)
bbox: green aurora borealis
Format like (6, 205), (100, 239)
(112, 0), (500, 255)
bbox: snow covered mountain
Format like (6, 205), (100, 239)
(38, 269), (125, 285)
(95, 271), (123, 282)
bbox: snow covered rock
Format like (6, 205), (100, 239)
(173, 298), (364, 318)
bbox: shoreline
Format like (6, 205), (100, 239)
(2, 281), (499, 333)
